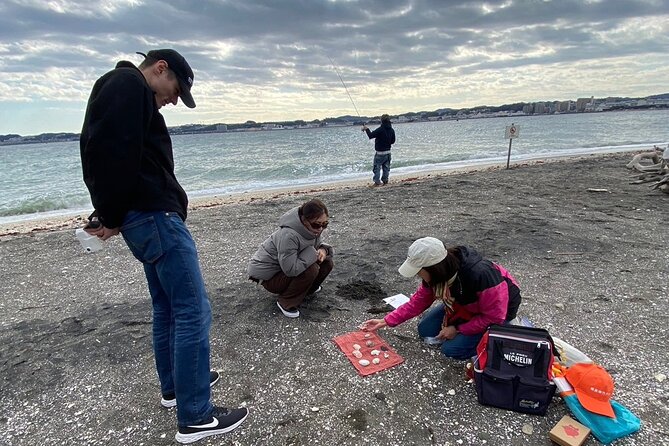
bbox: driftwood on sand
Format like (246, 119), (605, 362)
(627, 145), (669, 193)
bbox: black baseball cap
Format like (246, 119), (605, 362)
(137, 49), (196, 108)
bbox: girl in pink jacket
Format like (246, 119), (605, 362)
(361, 237), (521, 359)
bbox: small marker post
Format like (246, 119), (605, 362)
(505, 123), (519, 169)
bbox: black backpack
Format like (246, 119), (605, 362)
(473, 324), (558, 416)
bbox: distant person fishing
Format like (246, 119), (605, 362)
(362, 114), (396, 186)
(328, 57), (395, 186)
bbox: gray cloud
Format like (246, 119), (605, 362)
(1, 0), (668, 134)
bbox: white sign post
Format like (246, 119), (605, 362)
(505, 123), (519, 169)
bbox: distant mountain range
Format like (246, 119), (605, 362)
(2, 93), (668, 145)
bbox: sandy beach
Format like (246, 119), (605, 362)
(1, 152), (668, 446)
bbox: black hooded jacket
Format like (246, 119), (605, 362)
(365, 121), (396, 152)
(451, 246), (521, 320)
(80, 61), (188, 228)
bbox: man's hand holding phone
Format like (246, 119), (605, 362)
(84, 218), (119, 240)
(84, 219), (101, 230)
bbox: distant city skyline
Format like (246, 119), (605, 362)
(177, 92), (669, 131)
(1, 1), (668, 135)
(4, 92), (666, 144)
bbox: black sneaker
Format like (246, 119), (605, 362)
(276, 301), (300, 318)
(161, 370), (221, 408)
(305, 285), (322, 301)
(175, 406), (249, 444)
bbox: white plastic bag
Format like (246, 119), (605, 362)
(552, 336), (592, 367)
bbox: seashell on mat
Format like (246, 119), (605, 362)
(352, 350), (363, 358)
(370, 349), (380, 356)
(366, 341), (374, 347)
(372, 358), (381, 364)
(353, 344), (361, 350)
(359, 359), (370, 366)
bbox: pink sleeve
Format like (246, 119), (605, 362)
(384, 283), (436, 327)
(456, 281), (508, 335)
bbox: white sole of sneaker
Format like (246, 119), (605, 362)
(161, 397), (178, 408)
(210, 371), (220, 387)
(174, 409), (249, 444)
(276, 301), (299, 318)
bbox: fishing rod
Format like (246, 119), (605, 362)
(328, 56), (361, 118)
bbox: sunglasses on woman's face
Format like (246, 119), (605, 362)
(309, 220), (329, 229)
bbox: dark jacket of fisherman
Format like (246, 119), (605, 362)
(365, 120), (396, 152)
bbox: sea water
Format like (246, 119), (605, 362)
(1, 109), (667, 224)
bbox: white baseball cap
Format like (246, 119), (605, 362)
(398, 237), (447, 278)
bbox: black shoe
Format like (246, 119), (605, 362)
(161, 370), (221, 408)
(307, 285), (322, 296)
(276, 301), (300, 318)
(175, 406), (249, 444)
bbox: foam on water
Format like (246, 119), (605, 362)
(1, 110), (667, 225)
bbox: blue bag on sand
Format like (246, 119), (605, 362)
(562, 394), (641, 444)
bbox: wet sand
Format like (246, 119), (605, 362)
(1, 152), (668, 445)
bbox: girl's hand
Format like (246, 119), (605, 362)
(359, 319), (387, 332)
(437, 325), (458, 340)
(317, 248), (327, 263)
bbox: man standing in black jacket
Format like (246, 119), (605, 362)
(80, 49), (248, 444)
(362, 114), (396, 186)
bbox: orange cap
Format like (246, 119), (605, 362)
(565, 363), (615, 418)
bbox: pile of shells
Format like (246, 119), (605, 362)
(352, 341), (389, 367)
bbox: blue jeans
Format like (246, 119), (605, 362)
(417, 303), (482, 360)
(121, 211), (213, 427)
(373, 152), (391, 184)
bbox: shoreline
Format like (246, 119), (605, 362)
(0, 151), (641, 237)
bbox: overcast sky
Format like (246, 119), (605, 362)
(1, 0), (668, 135)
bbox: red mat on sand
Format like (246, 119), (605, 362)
(332, 330), (404, 377)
